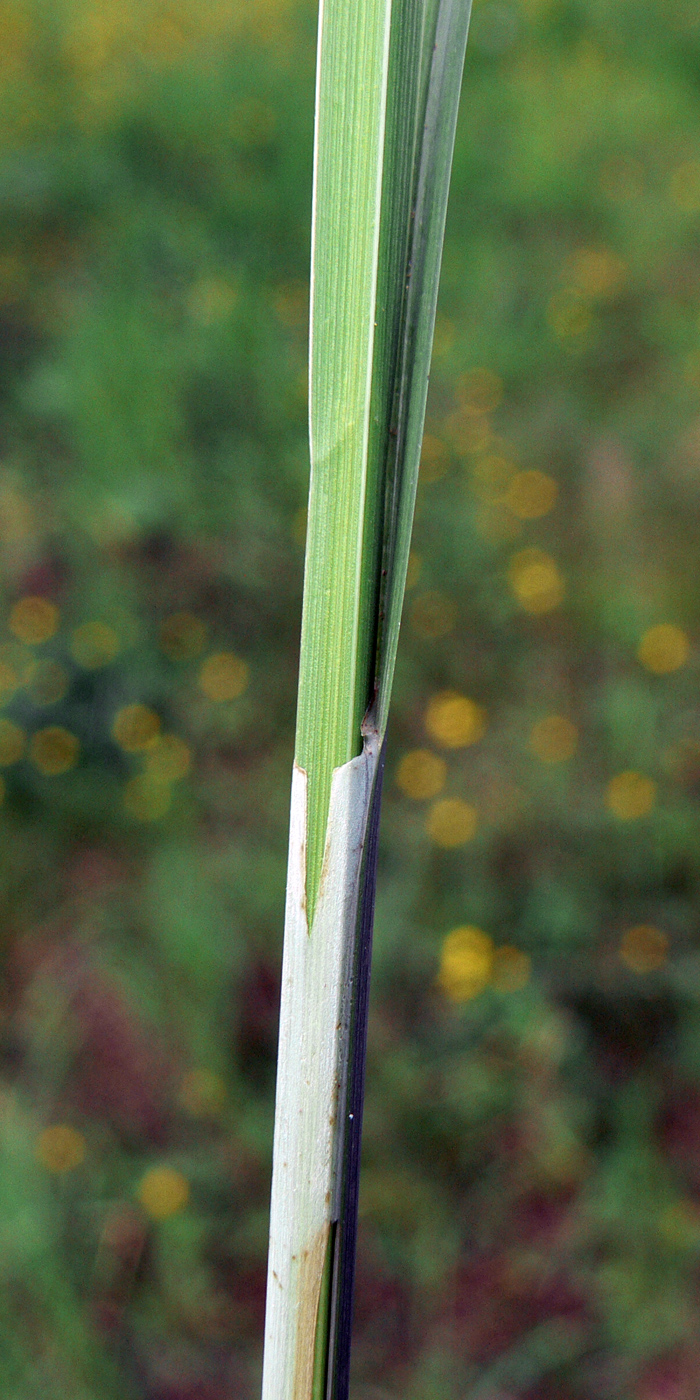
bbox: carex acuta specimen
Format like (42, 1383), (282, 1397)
(261, 2), (472, 1396)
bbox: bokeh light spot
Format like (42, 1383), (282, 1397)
(409, 591), (457, 639)
(670, 160), (700, 212)
(437, 926), (493, 1001)
(456, 368), (503, 416)
(405, 551), (422, 589)
(396, 749), (447, 801)
(425, 691), (486, 748)
(292, 508), (307, 547)
(112, 705), (161, 752)
(470, 454), (516, 502)
(230, 97), (277, 147)
(444, 410), (492, 454)
(606, 771), (656, 820)
(0, 642), (33, 690)
(491, 945), (531, 993)
(474, 503), (522, 544)
(547, 289), (593, 340)
(426, 797), (478, 847)
(508, 549), (565, 614)
(29, 726), (79, 776)
(433, 314), (455, 357)
(506, 470), (559, 520)
(272, 279), (308, 331)
(28, 660), (69, 706)
(638, 624), (689, 675)
(179, 1069), (226, 1118)
(620, 925), (668, 973)
(530, 715), (578, 763)
(565, 246), (626, 298)
(420, 434), (449, 483)
(599, 158), (645, 202)
(0, 718), (25, 766)
(37, 1125), (86, 1173)
(199, 651), (249, 702)
(0, 660), (17, 703)
(71, 621), (120, 669)
(124, 775), (172, 822)
(658, 1200), (700, 1248)
(137, 1166), (189, 1221)
(188, 276), (238, 327)
(160, 612), (207, 661)
(145, 735), (192, 784)
(9, 595), (58, 644)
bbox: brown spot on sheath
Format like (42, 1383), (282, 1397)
(292, 1222), (330, 1400)
(292, 761), (308, 923)
(313, 830), (333, 923)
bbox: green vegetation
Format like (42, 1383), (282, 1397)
(0, 1), (700, 1398)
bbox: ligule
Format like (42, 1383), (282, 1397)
(262, 1), (471, 1397)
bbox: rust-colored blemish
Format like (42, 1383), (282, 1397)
(315, 832), (332, 910)
(292, 761), (308, 924)
(291, 1221), (330, 1400)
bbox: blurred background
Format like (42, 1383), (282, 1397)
(1, 0), (700, 1396)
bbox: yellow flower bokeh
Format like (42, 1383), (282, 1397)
(508, 549), (565, 615)
(420, 433), (449, 483)
(637, 624), (689, 675)
(506, 470), (558, 520)
(145, 734), (192, 784)
(189, 276), (238, 327)
(565, 246), (626, 298)
(606, 771), (656, 820)
(426, 797), (477, 847)
(474, 502), (522, 544)
(405, 551), (422, 589)
(9, 595), (58, 644)
(112, 704), (161, 752)
(138, 1165), (190, 1221)
(0, 718), (25, 766)
(530, 715), (578, 763)
(491, 945), (531, 993)
(620, 924), (668, 974)
(0, 659), (18, 704)
(395, 749), (446, 801)
(28, 660), (69, 706)
(547, 288), (594, 340)
(437, 926), (493, 1001)
(670, 160), (700, 212)
(124, 775), (172, 822)
(456, 368), (503, 416)
(29, 726), (79, 776)
(470, 453), (516, 503)
(199, 651), (249, 702)
(658, 1200), (700, 1248)
(425, 691), (486, 748)
(409, 591), (457, 639)
(179, 1069), (226, 1118)
(36, 1125), (86, 1173)
(160, 611), (207, 661)
(71, 620), (120, 669)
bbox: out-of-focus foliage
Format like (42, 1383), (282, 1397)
(1, 0), (700, 1396)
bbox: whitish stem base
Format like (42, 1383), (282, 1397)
(262, 731), (381, 1400)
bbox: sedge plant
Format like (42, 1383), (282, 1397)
(261, 1), (472, 1397)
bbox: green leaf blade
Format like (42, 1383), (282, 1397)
(375, 0), (473, 732)
(296, 0), (393, 919)
(296, 0), (472, 919)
